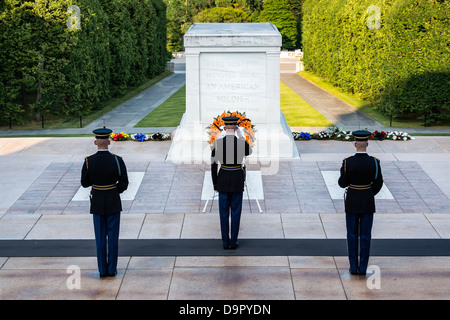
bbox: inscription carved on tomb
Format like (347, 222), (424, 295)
(200, 53), (266, 123)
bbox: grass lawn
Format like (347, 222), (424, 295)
(135, 85), (186, 127)
(298, 70), (450, 129)
(280, 82), (333, 127)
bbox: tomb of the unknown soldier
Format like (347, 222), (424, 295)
(168, 23), (299, 163)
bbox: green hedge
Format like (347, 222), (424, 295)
(193, 7), (251, 23)
(302, 0), (449, 126)
(258, 0), (298, 49)
(0, 0), (168, 125)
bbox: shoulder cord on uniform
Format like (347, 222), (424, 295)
(114, 156), (121, 177)
(374, 157), (378, 180)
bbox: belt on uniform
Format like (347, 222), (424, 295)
(220, 165), (242, 171)
(348, 184), (372, 190)
(92, 184), (117, 190)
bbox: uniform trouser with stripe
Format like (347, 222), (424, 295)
(93, 212), (120, 275)
(345, 212), (374, 273)
(218, 192), (243, 248)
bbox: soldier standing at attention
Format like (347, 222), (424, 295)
(81, 127), (129, 277)
(211, 117), (252, 249)
(338, 130), (383, 275)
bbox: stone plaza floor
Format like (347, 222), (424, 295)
(1, 136), (450, 300)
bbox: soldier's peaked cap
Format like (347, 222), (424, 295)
(222, 116), (239, 125)
(352, 130), (371, 141)
(93, 126), (112, 139)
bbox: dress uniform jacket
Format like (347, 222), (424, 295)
(338, 153), (383, 214)
(211, 135), (252, 193)
(81, 151), (129, 215)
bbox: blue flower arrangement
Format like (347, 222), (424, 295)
(133, 133), (147, 142)
(292, 132), (311, 140)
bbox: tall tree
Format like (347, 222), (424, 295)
(166, 0), (186, 52)
(65, 0), (111, 117)
(0, 0), (168, 126)
(0, 0), (75, 123)
(286, 0), (303, 49)
(99, 0), (136, 95)
(193, 6), (250, 22)
(258, 0), (297, 49)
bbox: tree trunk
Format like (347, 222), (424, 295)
(35, 60), (44, 121)
(21, 81), (28, 109)
(21, 71), (28, 109)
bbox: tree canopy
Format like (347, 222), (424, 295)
(258, 0), (297, 50)
(194, 7), (250, 23)
(165, 0), (303, 52)
(302, 0), (449, 126)
(0, 0), (168, 126)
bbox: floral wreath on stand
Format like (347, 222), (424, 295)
(207, 111), (256, 147)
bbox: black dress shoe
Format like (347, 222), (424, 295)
(100, 273), (108, 278)
(357, 269), (366, 276)
(230, 243), (239, 250)
(108, 271), (117, 277)
(349, 268), (366, 276)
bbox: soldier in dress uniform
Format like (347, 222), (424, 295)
(81, 127), (129, 277)
(211, 116), (252, 249)
(338, 130), (383, 275)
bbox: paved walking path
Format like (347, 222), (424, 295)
(281, 73), (382, 130)
(86, 73), (185, 130)
(1, 62), (450, 301)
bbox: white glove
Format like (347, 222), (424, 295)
(236, 127), (245, 139)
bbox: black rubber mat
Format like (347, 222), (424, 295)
(1, 239), (450, 257)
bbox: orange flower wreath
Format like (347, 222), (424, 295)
(207, 111), (256, 147)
